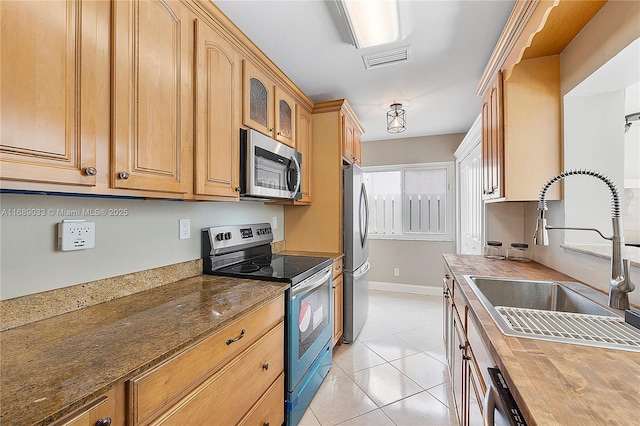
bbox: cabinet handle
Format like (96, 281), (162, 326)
(463, 355), (471, 361)
(84, 167), (97, 176)
(459, 344), (465, 350)
(262, 363), (269, 371)
(95, 418), (111, 426)
(118, 171), (129, 180)
(225, 328), (246, 345)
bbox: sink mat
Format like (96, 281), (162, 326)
(495, 306), (640, 351)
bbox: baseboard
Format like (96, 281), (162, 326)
(369, 281), (442, 296)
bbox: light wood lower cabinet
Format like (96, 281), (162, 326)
(128, 297), (284, 426)
(52, 383), (126, 426)
(332, 258), (344, 346)
(443, 266), (496, 426)
(152, 323), (284, 426)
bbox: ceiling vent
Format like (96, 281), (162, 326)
(362, 46), (411, 69)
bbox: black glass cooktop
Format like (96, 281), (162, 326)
(211, 253), (332, 286)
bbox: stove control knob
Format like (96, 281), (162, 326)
(215, 233), (224, 241)
(224, 232), (232, 240)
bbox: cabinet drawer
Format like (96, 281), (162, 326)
(332, 259), (343, 279)
(129, 296), (284, 425)
(238, 373), (285, 426)
(152, 322), (285, 426)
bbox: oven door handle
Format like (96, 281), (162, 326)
(292, 268), (332, 299)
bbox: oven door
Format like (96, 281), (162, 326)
(241, 128), (302, 200)
(287, 266), (333, 390)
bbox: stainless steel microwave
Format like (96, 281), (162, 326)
(240, 128), (302, 200)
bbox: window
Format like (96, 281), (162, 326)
(363, 162), (454, 241)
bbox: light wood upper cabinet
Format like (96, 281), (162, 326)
(193, 18), (240, 200)
(341, 111), (363, 166)
(477, 0), (605, 202)
(295, 105), (312, 204)
(274, 87), (296, 147)
(112, 0), (191, 194)
(481, 72), (504, 200)
(242, 60), (296, 148)
(0, 0), (99, 186)
(242, 60), (275, 138)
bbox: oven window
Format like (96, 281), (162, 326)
(297, 283), (330, 358)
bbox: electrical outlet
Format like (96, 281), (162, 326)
(394, 268), (400, 277)
(272, 216), (278, 230)
(58, 220), (95, 251)
(179, 218), (191, 240)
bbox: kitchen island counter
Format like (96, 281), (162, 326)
(0, 275), (288, 426)
(444, 254), (640, 425)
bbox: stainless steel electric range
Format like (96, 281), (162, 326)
(202, 223), (333, 426)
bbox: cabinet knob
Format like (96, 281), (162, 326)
(262, 363), (269, 371)
(84, 167), (97, 176)
(263, 423), (270, 426)
(463, 355), (472, 361)
(269, 128), (274, 133)
(235, 186), (241, 192)
(277, 131), (282, 136)
(459, 344), (465, 350)
(95, 418), (112, 426)
(118, 171), (129, 180)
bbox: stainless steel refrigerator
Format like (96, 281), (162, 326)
(342, 164), (370, 343)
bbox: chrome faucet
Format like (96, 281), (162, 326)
(534, 169), (635, 310)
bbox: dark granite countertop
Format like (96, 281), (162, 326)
(0, 275), (288, 426)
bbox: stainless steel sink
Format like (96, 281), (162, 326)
(468, 277), (616, 316)
(463, 276), (640, 352)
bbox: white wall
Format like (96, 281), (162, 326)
(0, 193), (284, 300)
(362, 133), (463, 289)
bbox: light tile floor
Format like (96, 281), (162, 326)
(299, 290), (458, 426)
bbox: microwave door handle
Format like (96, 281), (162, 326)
(290, 155), (301, 195)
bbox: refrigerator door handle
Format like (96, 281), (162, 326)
(353, 260), (371, 279)
(360, 182), (369, 248)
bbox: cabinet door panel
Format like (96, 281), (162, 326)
(274, 87), (295, 147)
(481, 71), (503, 200)
(243, 61), (273, 137)
(112, 0), (189, 193)
(194, 19), (240, 199)
(296, 105), (312, 203)
(0, 0), (97, 186)
(152, 323), (284, 426)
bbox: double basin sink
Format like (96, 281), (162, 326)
(463, 276), (640, 352)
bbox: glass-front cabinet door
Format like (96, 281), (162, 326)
(275, 87), (295, 148)
(243, 60), (274, 137)
(242, 59), (296, 148)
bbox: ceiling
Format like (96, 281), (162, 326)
(213, 0), (515, 142)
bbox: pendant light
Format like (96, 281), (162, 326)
(387, 103), (406, 133)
